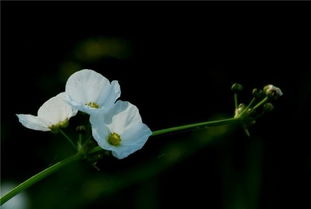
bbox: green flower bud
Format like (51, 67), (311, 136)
(76, 125), (86, 133)
(231, 83), (243, 93)
(263, 103), (274, 112)
(252, 88), (264, 98)
(234, 103), (246, 118)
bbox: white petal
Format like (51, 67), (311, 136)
(107, 101), (143, 134)
(91, 123), (113, 151)
(98, 80), (121, 110)
(112, 123), (152, 159)
(38, 92), (77, 126)
(65, 69), (111, 107)
(16, 114), (49, 131)
(90, 112), (122, 153)
(64, 94), (100, 115)
(111, 149), (132, 159)
(122, 123), (152, 146)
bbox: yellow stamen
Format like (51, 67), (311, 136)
(86, 102), (99, 109)
(107, 132), (121, 146)
(48, 119), (69, 133)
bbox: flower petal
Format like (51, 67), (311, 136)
(121, 123), (152, 146)
(98, 80), (121, 111)
(107, 100), (143, 134)
(38, 92), (78, 126)
(16, 114), (49, 131)
(90, 123), (112, 151)
(112, 123), (152, 159)
(65, 69), (111, 107)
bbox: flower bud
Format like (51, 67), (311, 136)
(231, 83), (243, 93)
(76, 125), (86, 133)
(234, 103), (246, 118)
(263, 103), (274, 112)
(263, 84), (283, 99)
(252, 88), (264, 98)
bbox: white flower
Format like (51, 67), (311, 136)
(90, 100), (152, 159)
(64, 69), (121, 115)
(16, 93), (77, 131)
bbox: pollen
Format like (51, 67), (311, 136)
(86, 102), (100, 109)
(107, 132), (121, 146)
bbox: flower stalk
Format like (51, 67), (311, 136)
(0, 117), (240, 205)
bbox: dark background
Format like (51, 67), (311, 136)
(2, 2), (311, 209)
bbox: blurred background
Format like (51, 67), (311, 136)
(2, 2), (311, 209)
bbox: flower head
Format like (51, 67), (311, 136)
(90, 100), (152, 159)
(263, 84), (283, 99)
(64, 69), (121, 115)
(17, 93), (78, 132)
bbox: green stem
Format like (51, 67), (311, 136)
(252, 97), (268, 110)
(90, 117), (239, 155)
(238, 97), (256, 118)
(59, 129), (76, 150)
(242, 97), (256, 113)
(1, 117), (240, 205)
(0, 153), (82, 205)
(234, 93), (238, 110)
(152, 117), (239, 136)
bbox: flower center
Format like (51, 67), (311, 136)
(86, 102), (99, 109)
(48, 119), (69, 133)
(107, 132), (121, 146)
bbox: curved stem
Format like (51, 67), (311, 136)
(1, 117), (239, 205)
(0, 154), (82, 205)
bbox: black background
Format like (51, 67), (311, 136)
(2, 2), (311, 209)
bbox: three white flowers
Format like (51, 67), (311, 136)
(17, 69), (152, 159)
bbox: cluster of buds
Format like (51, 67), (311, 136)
(231, 83), (283, 136)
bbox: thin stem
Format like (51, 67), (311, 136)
(77, 133), (83, 151)
(0, 154), (82, 205)
(78, 133), (83, 145)
(1, 116), (240, 205)
(246, 97), (257, 109)
(239, 97), (256, 117)
(82, 135), (93, 147)
(252, 97), (268, 110)
(152, 117), (239, 136)
(89, 117), (240, 155)
(234, 93), (238, 110)
(59, 129), (76, 150)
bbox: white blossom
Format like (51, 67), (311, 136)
(64, 69), (121, 115)
(90, 100), (152, 159)
(17, 93), (77, 131)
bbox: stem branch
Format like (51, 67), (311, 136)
(1, 117), (240, 205)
